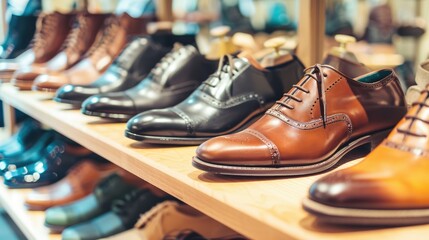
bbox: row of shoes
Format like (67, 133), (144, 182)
(0, 120), (244, 240)
(3, 8), (429, 229)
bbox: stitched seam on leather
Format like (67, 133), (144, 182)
(200, 93), (264, 109)
(170, 107), (194, 135)
(352, 75), (393, 88)
(245, 129), (281, 165)
(384, 140), (429, 156)
(267, 109), (353, 137)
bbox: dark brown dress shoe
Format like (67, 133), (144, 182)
(11, 12), (74, 90)
(302, 64), (429, 226)
(33, 13), (154, 92)
(24, 160), (118, 211)
(193, 65), (407, 176)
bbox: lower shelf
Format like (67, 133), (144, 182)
(2, 84), (429, 239)
(0, 185), (61, 240)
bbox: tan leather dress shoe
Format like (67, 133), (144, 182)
(105, 201), (241, 240)
(33, 13), (153, 92)
(13, 13), (107, 91)
(24, 160), (117, 210)
(11, 12), (74, 90)
(193, 65), (407, 176)
(303, 78), (429, 226)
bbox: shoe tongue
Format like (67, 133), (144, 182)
(416, 60), (429, 87)
(238, 52), (265, 71)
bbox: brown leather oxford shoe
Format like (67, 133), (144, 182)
(24, 160), (117, 210)
(11, 12), (74, 90)
(193, 65), (407, 176)
(303, 69), (429, 226)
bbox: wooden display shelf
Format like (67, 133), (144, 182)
(1, 83), (429, 239)
(0, 186), (61, 240)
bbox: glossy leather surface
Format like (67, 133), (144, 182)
(33, 13), (153, 92)
(106, 201), (240, 240)
(0, 119), (45, 161)
(308, 84), (429, 210)
(61, 189), (170, 240)
(0, 130), (55, 174)
(194, 65), (407, 175)
(3, 136), (101, 188)
(54, 37), (170, 105)
(44, 173), (137, 229)
(125, 54), (305, 144)
(24, 160), (117, 210)
(82, 45), (218, 120)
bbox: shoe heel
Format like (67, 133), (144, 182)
(369, 128), (392, 150)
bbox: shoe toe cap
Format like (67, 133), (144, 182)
(196, 130), (275, 166)
(55, 84), (100, 103)
(45, 207), (69, 226)
(126, 108), (189, 136)
(82, 93), (136, 116)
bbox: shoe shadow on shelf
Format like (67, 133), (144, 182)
(195, 144), (372, 183)
(299, 215), (399, 233)
(129, 141), (196, 150)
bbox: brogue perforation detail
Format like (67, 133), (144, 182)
(326, 77), (342, 92)
(245, 129), (281, 165)
(170, 107), (194, 136)
(384, 140), (429, 157)
(267, 109), (353, 136)
(200, 92), (263, 109)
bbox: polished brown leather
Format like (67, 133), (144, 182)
(195, 65), (406, 173)
(10, 12), (74, 89)
(12, 13), (107, 89)
(33, 13), (154, 92)
(308, 84), (429, 210)
(323, 54), (371, 78)
(24, 160), (117, 210)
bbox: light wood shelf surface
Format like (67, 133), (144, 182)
(0, 185), (61, 240)
(1, 83), (429, 239)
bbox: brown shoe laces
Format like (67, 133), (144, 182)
(63, 15), (88, 56)
(397, 89), (429, 138)
(31, 13), (58, 54)
(275, 64), (328, 127)
(204, 54), (239, 88)
(86, 15), (120, 62)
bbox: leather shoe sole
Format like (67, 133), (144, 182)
(82, 109), (132, 121)
(192, 129), (391, 176)
(53, 97), (83, 106)
(125, 111), (265, 145)
(302, 198), (429, 226)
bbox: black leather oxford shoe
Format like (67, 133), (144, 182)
(81, 45), (218, 121)
(53, 37), (171, 106)
(3, 135), (103, 188)
(124, 53), (305, 144)
(0, 130), (55, 174)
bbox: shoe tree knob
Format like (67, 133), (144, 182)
(264, 37), (287, 57)
(260, 37), (292, 67)
(206, 26), (237, 59)
(331, 34), (359, 62)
